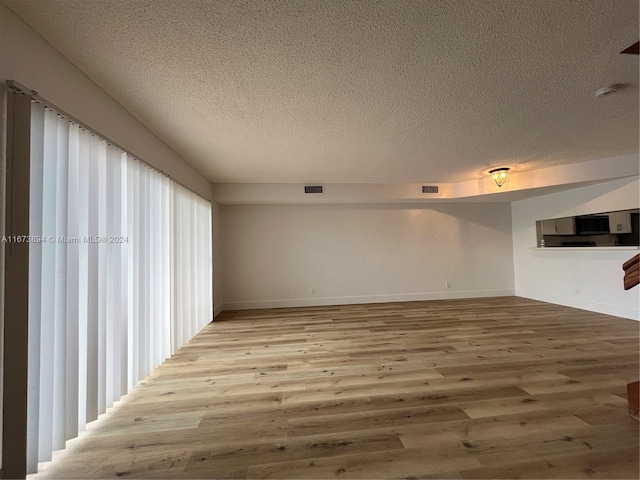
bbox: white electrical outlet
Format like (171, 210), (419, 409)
(445, 281), (451, 288)
(311, 287), (316, 295)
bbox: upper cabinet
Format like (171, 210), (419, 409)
(608, 212), (632, 234)
(541, 217), (576, 235)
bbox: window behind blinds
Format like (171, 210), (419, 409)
(27, 102), (212, 472)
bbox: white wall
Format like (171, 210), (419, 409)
(221, 203), (514, 309)
(512, 176), (640, 320)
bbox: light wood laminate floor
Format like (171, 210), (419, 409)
(33, 297), (639, 479)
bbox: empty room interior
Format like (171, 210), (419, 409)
(1, 1), (639, 479)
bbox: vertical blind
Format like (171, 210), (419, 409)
(27, 102), (212, 473)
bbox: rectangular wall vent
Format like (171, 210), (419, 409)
(304, 185), (324, 194)
(422, 185), (439, 194)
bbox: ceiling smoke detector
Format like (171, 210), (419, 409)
(595, 84), (622, 97)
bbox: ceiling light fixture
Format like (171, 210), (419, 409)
(489, 167), (510, 188)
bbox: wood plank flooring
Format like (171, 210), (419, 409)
(32, 297), (639, 479)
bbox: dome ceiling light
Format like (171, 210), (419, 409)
(489, 167), (510, 188)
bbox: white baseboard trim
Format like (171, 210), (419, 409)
(213, 303), (225, 318)
(219, 289), (514, 312)
(516, 289), (640, 321)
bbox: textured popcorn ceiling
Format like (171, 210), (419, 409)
(4, 0), (639, 184)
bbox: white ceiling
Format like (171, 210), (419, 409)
(3, 0), (639, 184)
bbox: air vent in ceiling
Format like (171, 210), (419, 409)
(304, 185), (324, 194)
(421, 185), (439, 194)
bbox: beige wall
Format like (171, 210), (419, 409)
(221, 203), (515, 309)
(212, 198), (224, 316)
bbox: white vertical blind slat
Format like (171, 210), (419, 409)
(160, 175), (170, 364)
(52, 117), (69, 452)
(189, 199), (197, 338)
(27, 103), (45, 473)
(169, 186), (177, 353)
(138, 167), (149, 379)
(118, 152), (129, 397)
(105, 145), (117, 408)
(85, 135), (100, 424)
(76, 128), (91, 432)
(97, 141), (108, 414)
(148, 171), (159, 369)
(65, 124), (80, 441)
(127, 160), (139, 388)
(38, 108), (59, 462)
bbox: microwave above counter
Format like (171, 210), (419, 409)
(575, 215), (611, 235)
